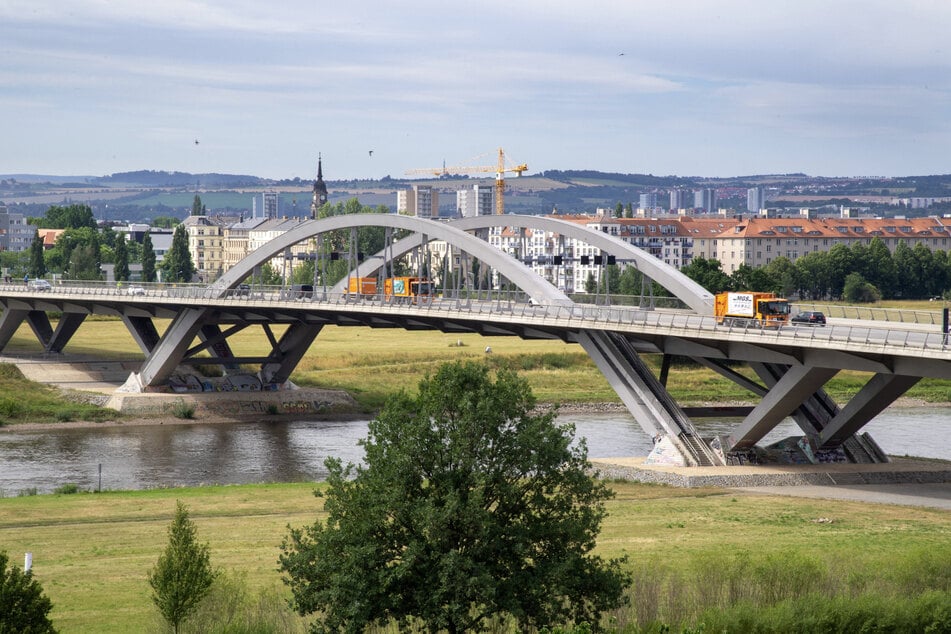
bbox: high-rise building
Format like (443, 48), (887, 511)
(669, 189), (686, 211)
(456, 185), (494, 217)
(310, 154), (329, 219)
(639, 192), (658, 210)
(746, 187), (764, 213)
(693, 188), (717, 213)
(262, 192), (279, 219)
(398, 185), (439, 218)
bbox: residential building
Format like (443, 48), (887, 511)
(694, 188), (717, 213)
(223, 217), (267, 271)
(669, 189), (687, 211)
(398, 185), (439, 218)
(0, 207), (36, 252)
(261, 191), (279, 219)
(639, 192), (658, 210)
(746, 187), (764, 213)
(247, 217), (312, 276)
(715, 216), (951, 273)
(456, 184), (494, 217)
(183, 215), (229, 282)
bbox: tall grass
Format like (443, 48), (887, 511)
(617, 544), (951, 632)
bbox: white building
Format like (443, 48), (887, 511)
(397, 185), (439, 218)
(456, 184), (494, 218)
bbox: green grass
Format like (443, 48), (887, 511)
(0, 363), (120, 425)
(1, 482), (949, 632)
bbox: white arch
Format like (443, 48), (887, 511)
(211, 214), (570, 303)
(449, 215), (714, 313)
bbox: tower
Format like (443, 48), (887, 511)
(310, 154), (329, 219)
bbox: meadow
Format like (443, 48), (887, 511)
(1, 481), (949, 632)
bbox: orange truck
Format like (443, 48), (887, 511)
(347, 276), (378, 295)
(384, 276), (435, 300)
(714, 291), (790, 327)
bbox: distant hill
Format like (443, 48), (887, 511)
(92, 170), (269, 188)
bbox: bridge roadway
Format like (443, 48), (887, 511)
(1, 281), (949, 467)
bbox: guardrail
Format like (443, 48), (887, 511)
(793, 302), (947, 326)
(3, 282), (949, 356)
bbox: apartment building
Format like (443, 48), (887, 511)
(247, 217), (313, 276)
(0, 206), (36, 252)
(715, 216), (951, 273)
(183, 215), (228, 282)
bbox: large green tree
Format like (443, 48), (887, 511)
(680, 256), (731, 293)
(148, 501), (217, 634)
(280, 361), (629, 633)
(0, 551), (57, 633)
(161, 225), (195, 283)
(191, 194), (203, 217)
(66, 243), (101, 280)
(33, 203), (97, 230)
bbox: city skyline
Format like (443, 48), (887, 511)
(2, 1), (949, 181)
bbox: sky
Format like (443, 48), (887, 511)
(2, 1), (950, 181)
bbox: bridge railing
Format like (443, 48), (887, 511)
(792, 302), (946, 326)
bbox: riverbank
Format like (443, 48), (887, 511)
(0, 393), (940, 433)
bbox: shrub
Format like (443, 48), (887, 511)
(171, 399), (195, 419)
(0, 551), (56, 633)
(53, 483), (80, 495)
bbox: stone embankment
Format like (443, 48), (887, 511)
(590, 456), (951, 487)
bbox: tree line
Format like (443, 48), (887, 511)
(678, 238), (951, 302)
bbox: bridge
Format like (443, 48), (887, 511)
(2, 213), (949, 467)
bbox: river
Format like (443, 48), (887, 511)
(0, 408), (948, 495)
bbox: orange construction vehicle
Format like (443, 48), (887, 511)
(348, 277), (378, 295)
(714, 291), (790, 327)
(384, 276), (435, 301)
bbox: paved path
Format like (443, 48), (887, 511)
(735, 482), (951, 510)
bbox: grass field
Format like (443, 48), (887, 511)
(1, 481), (949, 632)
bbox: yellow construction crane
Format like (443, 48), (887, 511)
(406, 147), (527, 215)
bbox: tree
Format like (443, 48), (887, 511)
(33, 203), (97, 230)
(148, 501), (218, 634)
(161, 225), (195, 283)
(251, 263), (283, 286)
(192, 195), (203, 217)
(0, 551), (56, 633)
(141, 232), (156, 283)
(893, 241), (918, 299)
(67, 243), (101, 280)
(795, 251), (831, 299)
(28, 231), (46, 279)
(843, 272), (881, 303)
(280, 361), (629, 633)
(680, 256), (731, 293)
(584, 271), (597, 294)
(113, 234), (130, 282)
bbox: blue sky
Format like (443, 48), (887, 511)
(2, 1), (949, 180)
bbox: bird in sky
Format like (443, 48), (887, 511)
(368, 150), (374, 157)
(194, 139), (200, 145)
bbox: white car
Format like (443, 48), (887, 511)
(27, 279), (52, 291)
(126, 285), (146, 296)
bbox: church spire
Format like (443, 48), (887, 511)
(311, 153), (328, 219)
